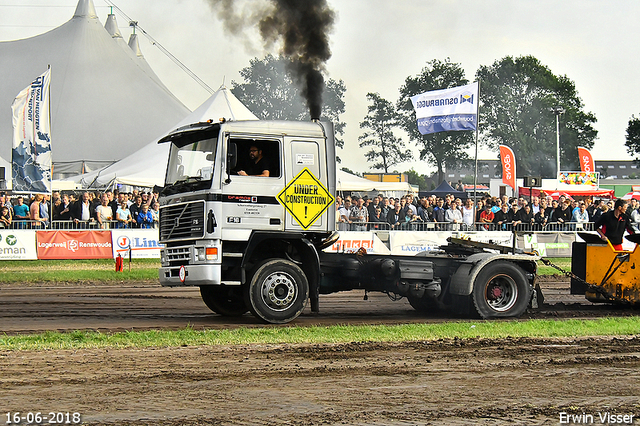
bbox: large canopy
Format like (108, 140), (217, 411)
(337, 170), (413, 193)
(68, 86), (259, 188)
(0, 0), (190, 177)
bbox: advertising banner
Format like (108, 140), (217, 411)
(577, 147), (595, 173)
(111, 229), (163, 259)
(0, 230), (37, 260)
(11, 69), (52, 193)
(410, 82), (478, 135)
(558, 171), (599, 186)
(499, 145), (516, 190)
(324, 231), (390, 254)
(36, 230), (113, 259)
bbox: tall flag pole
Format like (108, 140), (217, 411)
(499, 145), (517, 193)
(577, 147), (595, 173)
(11, 68), (52, 194)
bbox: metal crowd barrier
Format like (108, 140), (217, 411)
(0, 219), (158, 230)
(337, 221), (596, 232)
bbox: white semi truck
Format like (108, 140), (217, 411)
(158, 119), (539, 323)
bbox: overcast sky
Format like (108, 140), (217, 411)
(1, 0), (638, 175)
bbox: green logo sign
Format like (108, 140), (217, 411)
(6, 235), (17, 246)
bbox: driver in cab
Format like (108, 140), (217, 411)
(237, 144), (270, 177)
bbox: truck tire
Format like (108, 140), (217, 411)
(472, 261), (531, 318)
(200, 285), (249, 317)
(246, 259), (309, 324)
(407, 295), (440, 313)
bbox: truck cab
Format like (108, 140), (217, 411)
(158, 119), (337, 323)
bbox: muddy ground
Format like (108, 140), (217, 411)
(2, 278), (640, 425)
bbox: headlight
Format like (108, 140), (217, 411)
(196, 248), (206, 261)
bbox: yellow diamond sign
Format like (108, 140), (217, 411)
(277, 168), (334, 230)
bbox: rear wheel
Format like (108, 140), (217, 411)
(472, 261), (531, 318)
(200, 285), (248, 317)
(246, 259), (309, 324)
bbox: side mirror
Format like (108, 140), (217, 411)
(227, 142), (237, 171)
(225, 142), (237, 184)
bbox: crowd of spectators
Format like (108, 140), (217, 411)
(335, 192), (640, 232)
(0, 189), (160, 230)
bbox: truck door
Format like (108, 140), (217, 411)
(222, 135), (285, 234)
(282, 139), (331, 232)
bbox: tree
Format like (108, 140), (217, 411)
(358, 93), (412, 172)
(476, 55), (597, 177)
(397, 59), (474, 184)
(231, 54), (346, 151)
(625, 115), (640, 164)
(404, 168), (429, 191)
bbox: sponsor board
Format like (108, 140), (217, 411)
(390, 231), (514, 255)
(0, 230), (37, 260)
(323, 231), (390, 254)
(111, 229), (163, 259)
(36, 230), (113, 259)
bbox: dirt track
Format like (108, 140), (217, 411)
(2, 279), (640, 425)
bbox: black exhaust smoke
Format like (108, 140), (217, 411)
(206, 0), (335, 120)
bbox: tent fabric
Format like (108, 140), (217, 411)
(68, 86), (259, 188)
(420, 181), (467, 199)
(336, 170), (412, 192)
(0, 0), (190, 177)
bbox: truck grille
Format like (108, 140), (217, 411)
(160, 201), (205, 242)
(164, 246), (191, 265)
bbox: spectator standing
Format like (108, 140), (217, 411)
(461, 199), (475, 229)
(571, 202), (589, 224)
(432, 198), (446, 223)
(71, 192), (95, 228)
(349, 197), (368, 231)
(29, 194), (46, 228)
(54, 194), (73, 222)
(595, 199), (635, 250)
(445, 202), (462, 229)
(129, 196), (144, 227)
(136, 204), (154, 229)
(116, 201), (132, 228)
(0, 206), (11, 228)
(387, 203), (404, 230)
(13, 196), (29, 228)
(96, 194), (114, 229)
(150, 202), (160, 228)
(337, 198), (351, 231)
(493, 203), (512, 230)
(478, 203), (494, 231)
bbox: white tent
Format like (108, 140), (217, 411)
(0, 0), (190, 177)
(337, 170), (413, 193)
(69, 86), (259, 188)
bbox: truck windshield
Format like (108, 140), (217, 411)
(165, 136), (217, 187)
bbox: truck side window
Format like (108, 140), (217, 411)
(230, 138), (281, 178)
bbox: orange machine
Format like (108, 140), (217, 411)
(571, 233), (640, 304)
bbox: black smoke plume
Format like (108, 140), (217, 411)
(207, 0), (335, 120)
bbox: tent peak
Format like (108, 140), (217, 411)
(73, 0), (98, 19)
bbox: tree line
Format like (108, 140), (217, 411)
(231, 54), (640, 186)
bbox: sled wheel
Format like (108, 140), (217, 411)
(472, 261), (531, 318)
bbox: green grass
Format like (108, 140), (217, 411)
(1, 317), (638, 351)
(537, 257), (571, 275)
(0, 259), (160, 282)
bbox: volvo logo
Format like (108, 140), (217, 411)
(174, 217), (180, 227)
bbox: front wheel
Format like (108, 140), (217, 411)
(246, 259), (309, 324)
(472, 261), (531, 318)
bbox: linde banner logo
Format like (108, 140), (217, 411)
(499, 145), (517, 190)
(111, 229), (162, 259)
(36, 231), (113, 259)
(410, 82), (479, 135)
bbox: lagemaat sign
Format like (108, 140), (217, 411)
(277, 167), (334, 230)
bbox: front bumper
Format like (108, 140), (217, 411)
(159, 263), (222, 286)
